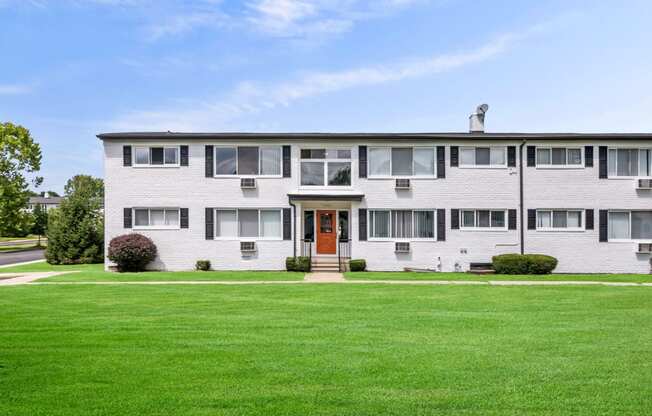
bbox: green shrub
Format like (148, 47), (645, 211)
(286, 256), (311, 272)
(107, 233), (157, 272)
(349, 259), (366, 272)
(492, 254), (558, 275)
(195, 260), (211, 271)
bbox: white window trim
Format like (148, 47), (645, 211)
(367, 209), (437, 241)
(607, 147), (652, 179)
(299, 147), (353, 188)
(133, 145), (181, 168)
(459, 209), (509, 231)
(132, 208), (181, 230)
(535, 147), (584, 169)
(458, 146), (508, 169)
(213, 208), (284, 241)
(366, 146), (437, 179)
(535, 209), (584, 232)
(608, 210), (652, 242)
(213, 146), (284, 178)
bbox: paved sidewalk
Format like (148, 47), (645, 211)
(304, 272), (346, 283)
(0, 271), (74, 286)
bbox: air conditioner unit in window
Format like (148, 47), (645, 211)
(637, 243), (652, 254)
(241, 178), (257, 189)
(240, 241), (256, 252)
(637, 179), (652, 190)
(395, 242), (410, 253)
(395, 179), (410, 189)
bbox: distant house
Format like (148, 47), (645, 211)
(27, 193), (63, 213)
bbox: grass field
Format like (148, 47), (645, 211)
(0, 243), (43, 252)
(345, 271), (652, 283)
(1, 283), (651, 415)
(0, 262), (304, 282)
(0, 235), (39, 242)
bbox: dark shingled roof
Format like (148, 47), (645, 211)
(29, 196), (63, 204)
(97, 131), (652, 141)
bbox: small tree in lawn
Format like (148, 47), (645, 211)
(31, 204), (48, 246)
(46, 175), (104, 264)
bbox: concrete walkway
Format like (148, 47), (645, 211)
(304, 272), (346, 283)
(0, 271), (74, 286)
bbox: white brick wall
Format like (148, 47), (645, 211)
(103, 138), (652, 273)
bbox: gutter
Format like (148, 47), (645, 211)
(519, 140), (526, 254)
(288, 197), (297, 257)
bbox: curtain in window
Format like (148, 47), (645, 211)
(238, 209), (259, 237)
(567, 211), (581, 228)
(164, 148), (178, 164)
(150, 209), (165, 226)
(475, 148), (490, 165)
(617, 149), (638, 176)
(135, 147), (149, 164)
(462, 210), (475, 227)
(216, 210), (237, 237)
(491, 211), (505, 227)
(568, 149), (581, 165)
(260, 147), (281, 175)
(134, 209), (149, 226)
(640, 150), (650, 176)
(609, 212), (630, 239)
(537, 149), (551, 165)
(261, 210), (281, 238)
(460, 148), (475, 165)
(370, 211), (390, 238)
(238, 147), (259, 175)
(490, 148), (505, 165)
(391, 211), (412, 238)
(631, 211), (652, 239)
(414, 148), (434, 175)
(608, 149), (618, 176)
(165, 209), (179, 226)
(551, 148), (566, 165)
(216, 148), (237, 175)
(392, 148), (413, 175)
(414, 211), (434, 238)
(552, 211), (567, 228)
(369, 148), (390, 176)
(537, 211), (552, 228)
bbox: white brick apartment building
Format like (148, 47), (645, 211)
(99, 128), (652, 273)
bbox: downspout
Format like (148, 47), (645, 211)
(288, 197), (297, 258)
(519, 140), (526, 255)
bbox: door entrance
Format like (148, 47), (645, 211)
(316, 210), (337, 254)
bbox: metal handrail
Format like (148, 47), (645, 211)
(338, 239), (350, 272)
(301, 239), (312, 261)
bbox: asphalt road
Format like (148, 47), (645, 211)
(0, 248), (45, 266)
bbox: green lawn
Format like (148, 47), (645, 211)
(0, 235), (39, 242)
(0, 262), (304, 282)
(1, 284), (651, 415)
(0, 243), (43, 252)
(345, 271), (652, 283)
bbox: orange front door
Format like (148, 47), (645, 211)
(316, 210), (337, 254)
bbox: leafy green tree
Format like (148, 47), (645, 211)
(0, 122), (42, 237)
(46, 175), (104, 264)
(31, 204), (48, 246)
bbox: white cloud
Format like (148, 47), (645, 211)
(109, 32), (517, 131)
(0, 84), (33, 95)
(144, 11), (228, 41)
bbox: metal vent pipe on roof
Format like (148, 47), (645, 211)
(469, 104), (489, 133)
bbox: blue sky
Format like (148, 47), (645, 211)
(2, 0), (652, 192)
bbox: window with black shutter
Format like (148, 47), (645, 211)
(123, 208), (132, 228)
(599, 210), (608, 241)
(527, 209), (536, 230)
(527, 146), (536, 167)
(180, 146), (189, 166)
(358, 208), (367, 240)
(585, 209), (594, 230)
(451, 209), (460, 229)
(436, 146), (445, 178)
(283, 208), (291, 240)
(437, 209), (445, 241)
(205, 208), (214, 239)
(180, 208), (189, 228)
(508, 209), (517, 230)
(123, 146), (132, 166)
(584, 146), (593, 167)
(507, 146), (516, 167)
(205, 145), (214, 177)
(598, 146), (607, 179)
(450, 146), (459, 167)
(282, 145), (291, 177)
(359, 146), (367, 178)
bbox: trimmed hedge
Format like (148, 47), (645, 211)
(349, 259), (366, 272)
(107, 233), (157, 272)
(286, 256), (311, 272)
(195, 260), (211, 271)
(492, 254), (558, 275)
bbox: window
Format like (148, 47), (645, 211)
(215, 209), (283, 239)
(609, 211), (652, 240)
(608, 148), (652, 177)
(214, 146), (282, 176)
(460, 210), (507, 230)
(459, 147), (506, 167)
(304, 211), (314, 241)
(536, 147), (582, 167)
(536, 210), (582, 230)
(368, 147), (436, 177)
(369, 210), (436, 239)
(133, 146), (179, 167)
(133, 208), (180, 228)
(300, 148), (351, 186)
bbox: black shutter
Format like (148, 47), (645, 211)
(180, 208), (189, 228)
(507, 146), (516, 167)
(585, 146), (593, 167)
(359, 146), (367, 178)
(451, 209), (459, 229)
(585, 209), (594, 230)
(599, 146), (608, 179)
(508, 209), (517, 230)
(437, 209), (445, 241)
(436, 146), (445, 178)
(123, 145), (132, 167)
(358, 209), (367, 241)
(527, 209), (536, 230)
(283, 208), (291, 240)
(205, 208), (214, 240)
(282, 145), (291, 178)
(450, 146), (459, 167)
(123, 208), (132, 228)
(527, 146), (536, 167)
(180, 145), (189, 166)
(205, 145), (214, 177)
(599, 210), (608, 242)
